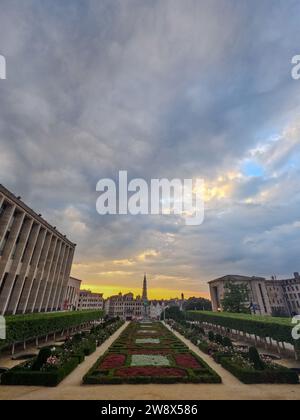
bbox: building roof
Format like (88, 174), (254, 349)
(0, 184), (76, 247)
(208, 275), (266, 284)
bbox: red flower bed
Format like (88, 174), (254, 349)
(100, 354), (126, 369)
(115, 367), (187, 378)
(175, 354), (201, 369)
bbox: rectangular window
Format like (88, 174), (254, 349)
(258, 284), (268, 313)
(0, 272), (9, 296)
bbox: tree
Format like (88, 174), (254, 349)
(221, 282), (250, 314)
(161, 306), (184, 321)
(183, 297), (212, 312)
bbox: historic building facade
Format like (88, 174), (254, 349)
(0, 185), (76, 315)
(77, 289), (104, 311)
(105, 292), (142, 320)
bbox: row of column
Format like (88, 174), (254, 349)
(0, 194), (75, 315)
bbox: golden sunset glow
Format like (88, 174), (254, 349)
(81, 283), (210, 300)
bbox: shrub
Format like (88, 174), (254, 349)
(1, 357), (79, 387)
(248, 347), (265, 371)
(187, 311), (295, 345)
(223, 337), (233, 348)
(32, 347), (52, 371)
(1, 318), (124, 387)
(208, 331), (215, 342)
(220, 357), (299, 384)
(215, 334), (224, 345)
(1, 310), (104, 351)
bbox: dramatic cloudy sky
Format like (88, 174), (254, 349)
(0, 0), (300, 299)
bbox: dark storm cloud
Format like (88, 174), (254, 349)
(0, 0), (300, 294)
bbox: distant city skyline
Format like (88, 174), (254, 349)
(79, 283), (209, 301)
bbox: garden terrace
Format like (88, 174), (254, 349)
(186, 311), (300, 359)
(83, 321), (221, 385)
(169, 319), (299, 385)
(0, 310), (104, 353)
(1, 318), (124, 387)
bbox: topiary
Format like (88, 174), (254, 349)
(223, 337), (233, 348)
(248, 347), (265, 371)
(215, 334), (224, 345)
(208, 331), (215, 342)
(32, 347), (52, 371)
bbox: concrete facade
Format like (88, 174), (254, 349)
(65, 277), (82, 311)
(77, 290), (104, 311)
(209, 273), (300, 316)
(266, 273), (300, 316)
(209, 275), (272, 316)
(0, 185), (76, 315)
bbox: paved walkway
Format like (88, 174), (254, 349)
(163, 323), (241, 387)
(0, 322), (300, 400)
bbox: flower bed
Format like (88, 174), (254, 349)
(1, 318), (124, 387)
(116, 367), (186, 378)
(220, 356), (299, 384)
(175, 354), (201, 369)
(168, 320), (299, 385)
(100, 354), (126, 369)
(83, 322), (221, 385)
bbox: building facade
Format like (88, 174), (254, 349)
(149, 301), (166, 320)
(77, 290), (104, 311)
(209, 273), (300, 316)
(0, 185), (76, 315)
(266, 273), (300, 316)
(65, 277), (82, 311)
(105, 292), (142, 320)
(209, 275), (272, 316)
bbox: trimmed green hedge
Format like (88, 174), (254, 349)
(220, 356), (299, 384)
(1, 357), (79, 387)
(0, 310), (104, 350)
(1, 319), (124, 387)
(83, 322), (222, 385)
(187, 311), (296, 345)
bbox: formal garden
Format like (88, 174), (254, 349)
(83, 321), (221, 384)
(168, 318), (299, 384)
(0, 316), (124, 387)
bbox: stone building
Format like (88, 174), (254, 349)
(266, 273), (300, 316)
(149, 300), (166, 320)
(0, 185), (76, 315)
(105, 292), (142, 320)
(77, 290), (104, 311)
(65, 277), (82, 311)
(209, 275), (272, 316)
(209, 273), (300, 316)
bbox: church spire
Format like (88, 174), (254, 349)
(142, 273), (148, 301)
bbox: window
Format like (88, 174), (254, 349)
(0, 273), (9, 296)
(0, 231), (10, 256)
(0, 203), (7, 218)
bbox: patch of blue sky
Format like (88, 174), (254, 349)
(242, 161), (265, 178)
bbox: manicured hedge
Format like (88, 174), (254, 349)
(0, 310), (104, 351)
(1, 318), (124, 387)
(186, 311), (295, 345)
(219, 356), (299, 384)
(1, 357), (79, 387)
(83, 322), (221, 385)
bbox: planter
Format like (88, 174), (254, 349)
(219, 356), (299, 384)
